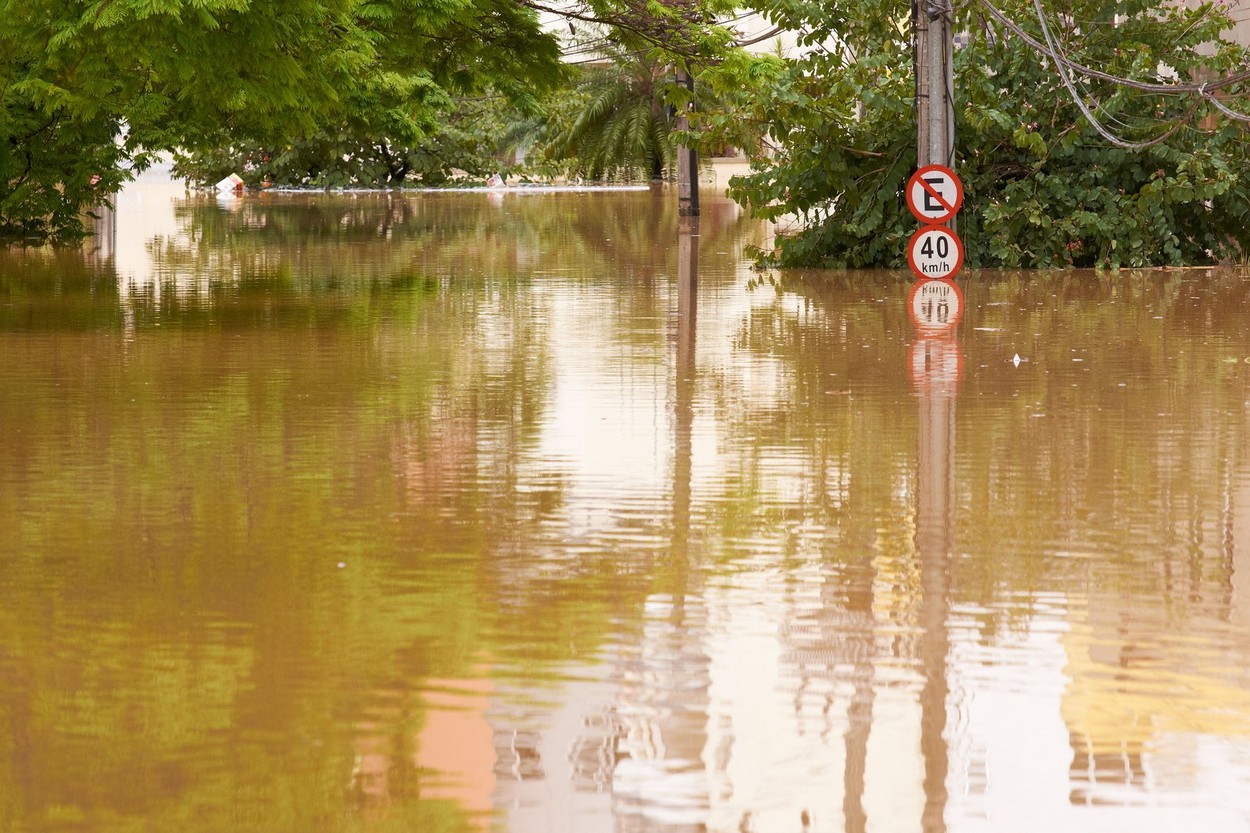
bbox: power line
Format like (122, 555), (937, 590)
(980, 0), (1250, 94)
(1029, 0), (1187, 148)
(1200, 85), (1250, 123)
(734, 26), (784, 47)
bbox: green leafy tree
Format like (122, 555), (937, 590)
(703, 0), (1250, 268)
(178, 12), (743, 190)
(172, 92), (550, 189)
(0, 0), (562, 240)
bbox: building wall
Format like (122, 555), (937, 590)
(1174, 0), (1250, 45)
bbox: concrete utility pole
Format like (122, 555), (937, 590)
(675, 66), (700, 217)
(915, 0), (955, 171)
(914, 0), (931, 169)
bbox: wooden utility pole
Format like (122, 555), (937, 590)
(675, 66), (700, 217)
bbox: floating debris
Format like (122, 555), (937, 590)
(215, 172), (244, 195)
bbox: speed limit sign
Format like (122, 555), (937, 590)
(906, 226), (964, 281)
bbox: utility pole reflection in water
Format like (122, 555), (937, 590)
(668, 214), (703, 805)
(611, 217), (710, 833)
(87, 199), (117, 265)
(841, 534), (877, 833)
(674, 218), (698, 578)
(908, 278), (962, 833)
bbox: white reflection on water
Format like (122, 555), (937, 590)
(111, 157), (189, 289)
(479, 244), (1250, 833)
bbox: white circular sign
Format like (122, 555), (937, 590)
(906, 164), (964, 224)
(907, 226), (964, 280)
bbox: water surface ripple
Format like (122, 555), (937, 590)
(2, 184), (1250, 833)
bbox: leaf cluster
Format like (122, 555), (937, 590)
(526, 37), (679, 181)
(710, 0), (1250, 268)
(180, 28), (699, 189)
(0, 0), (564, 239)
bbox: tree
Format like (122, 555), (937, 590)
(528, 37), (677, 181)
(174, 6), (745, 189)
(702, 0), (1250, 268)
(171, 85), (556, 190)
(0, 0), (563, 240)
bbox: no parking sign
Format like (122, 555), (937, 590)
(906, 165), (963, 225)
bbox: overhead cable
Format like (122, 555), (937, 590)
(734, 26), (784, 47)
(1199, 83), (1250, 123)
(1029, 0), (1188, 148)
(980, 0), (1250, 94)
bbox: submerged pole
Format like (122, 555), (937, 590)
(675, 66), (700, 217)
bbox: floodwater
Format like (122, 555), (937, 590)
(2, 177), (1250, 833)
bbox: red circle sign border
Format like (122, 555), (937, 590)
(906, 226), (965, 281)
(906, 277), (965, 331)
(907, 164), (964, 225)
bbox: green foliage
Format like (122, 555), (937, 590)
(520, 22), (761, 183)
(529, 40), (677, 180)
(171, 94), (542, 189)
(0, 0), (563, 239)
(177, 31), (689, 189)
(403, 97), (544, 184)
(709, 0), (1250, 268)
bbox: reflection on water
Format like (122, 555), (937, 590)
(909, 279), (961, 833)
(2, 183), (1250, 832)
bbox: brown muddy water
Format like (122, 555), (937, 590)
(2, 177), (1250, 833)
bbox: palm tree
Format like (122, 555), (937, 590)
(532, 40), (676, 181)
